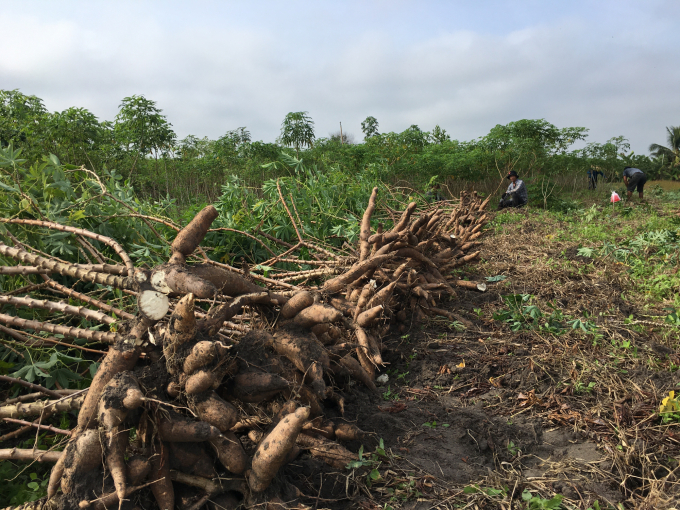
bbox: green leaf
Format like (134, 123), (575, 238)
(485, 275), (507, 282)
(545, 495), (564, 508)
(463, 485), (479, 494)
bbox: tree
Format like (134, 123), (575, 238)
(401, 125), (428, 148)
(361, 116), (379, 139)
(114, 95), (176, 181)
(0, 89), (48, 157)
(429, 125), (450, 144)
(649, 126), (680, 174)
(280, 112), (315, 157)
(47, 107), (104, 168)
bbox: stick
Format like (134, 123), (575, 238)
(0, 295), (116, 324)
(1, 218), (134, 275)
(0, 394), (85, 419)
(0, 313), (121, 344)
(2, 390), (78, 407)
(0, 448), (62, 463)
(276, 180), (304, 243)
(0, 243), (131, 289)
(3, 418), (72, 436)
(0, 325), (109, 354)
(41, 277), (135, 320)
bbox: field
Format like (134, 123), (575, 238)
(1, 151), (680, 510)
(326, 196), (680, 509)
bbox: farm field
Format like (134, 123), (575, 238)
(2, 171), (679, 509)
(1, 143), (680, 510)
(335, 198), (680, 509)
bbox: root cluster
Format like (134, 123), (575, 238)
(0, 189), (490, 510)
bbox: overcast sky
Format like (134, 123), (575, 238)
(1, 1), (678, 153)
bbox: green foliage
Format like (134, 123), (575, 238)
(660, 391), (680, 423)
(578, 228), (680, 302)
(493, 294), (598, 335)
(361, 116), (379, 139)
(280, 111), (315, 157)
(422, 421), (449, 428)
(12, 351), (84, 388)
(1, 89), (657, 207)
(521, 490), (563, 509)
(649, 126), (680, 179)
(0, 462), (51, 505)
(463, 484), (508, 498)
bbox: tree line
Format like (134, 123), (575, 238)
(1, 89), (676, 207)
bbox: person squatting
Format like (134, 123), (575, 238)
(498, 170), (528, 209)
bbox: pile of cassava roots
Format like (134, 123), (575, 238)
(0, 188), (491, 510)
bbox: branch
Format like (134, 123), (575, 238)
(0, 393), (85, 419)
(1, 218), (134, 275)
(41, 277), (135, 320)
(207, 227), (277, 257)
(0, 266), (50, 275)
(276, 179), (304, 243)
(2, 390), (78, 407)
(0, 375), (63, 399)
(0, 324), (109, 354)
(0, 295), (116, 324)
(0, 448), (62, 463)
(0, 424), (32, 443)
(0, 313), (121, 344)
(272, 267), (339, 283)
(0, 243), (132, 289)
(3, 418), (72, 436)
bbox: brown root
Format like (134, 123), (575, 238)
(279, 290), (314, 319)
(226, 372), (290, 403)
(192, 391), (239, 432)
(248, 406), (310, 492)
(209, 431), (248, 475)
(150, 443), (174, 510)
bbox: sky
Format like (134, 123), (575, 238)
(1, 0), (678, 153)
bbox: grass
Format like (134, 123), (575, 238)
(650, 180), (680, 191)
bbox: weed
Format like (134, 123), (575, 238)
(382, 385), (399, 402)
(448, 321), (466, 332)
(463, 484), (508, 498)
(574, 381), (597, 394)
(660, 391), (680, 423)
(506, 440), (520, 456)
(521, 490), (563, 509)
(422, 421), (449, 429)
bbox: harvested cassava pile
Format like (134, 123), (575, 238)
(0, 188), (490, 510)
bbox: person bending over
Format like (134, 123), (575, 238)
(622, 166), (647, 201)
(498, 170), (528, 209)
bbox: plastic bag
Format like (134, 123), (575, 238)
(610, 191), (621, 203)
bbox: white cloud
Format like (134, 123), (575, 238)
(0, 1), (677, 153)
